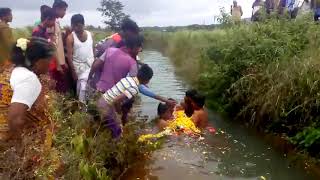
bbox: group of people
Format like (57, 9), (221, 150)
(231, 0), (320, 22)
(0, 0), (209, 141)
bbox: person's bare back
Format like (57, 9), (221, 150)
(192, 108), (208, 129)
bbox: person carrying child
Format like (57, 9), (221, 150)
(97, 64), (154, 138)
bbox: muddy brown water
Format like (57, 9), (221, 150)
(122, 50), (317, 180)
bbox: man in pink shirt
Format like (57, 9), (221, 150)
(95, 35), (142, 93)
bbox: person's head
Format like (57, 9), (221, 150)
(185, 89), (198, 104)
(124, 34), (144, 58)
(137, 64), (153, 85)
(0, 8), (12, 23)
(157, 103), (173, 120)
(121, 18), (140, 39)
(184, 89), (198, 117)
(52, 0), (68, 18)
(40, 5), (51, 14)
(41, 8), (56, 27)
(71, 14), (85, 34)
(191, 93), (206, 110)
(233, 1), (238, 6)
(11, 37), (55, 75)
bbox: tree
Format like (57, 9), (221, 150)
(98, 0), (129, 31)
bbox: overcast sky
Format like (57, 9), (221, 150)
(2, 0), (253, 28)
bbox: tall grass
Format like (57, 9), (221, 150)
(145, 16), (320, 157)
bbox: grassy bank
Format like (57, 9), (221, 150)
(144, 17), (320, 158)
(0, 92), (157, 179)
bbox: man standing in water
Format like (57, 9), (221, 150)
(0, 8), (13, 66)
(66, 14), (94, 103)
(231, 1), (243, 23)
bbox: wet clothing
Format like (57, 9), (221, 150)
(0, 21), (13, 63)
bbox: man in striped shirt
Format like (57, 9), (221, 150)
(97, 64), (153, 138)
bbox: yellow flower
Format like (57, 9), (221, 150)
(17, 38), (30, 51)
(138, 111), (200, 143)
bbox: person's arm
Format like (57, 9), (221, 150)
(88, 59), (104, 79)
(240, 6), (243, 16)
(66, 34), (77, 81)
(139, 85), (177, 106)
(88, 51), (106, 80)
(8, 103), (28, 137)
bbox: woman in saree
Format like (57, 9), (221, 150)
(0, 37), (54, 141)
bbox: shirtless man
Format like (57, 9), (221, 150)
(190, 93), (209, 129)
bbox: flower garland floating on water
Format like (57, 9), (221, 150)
(138, 110), (201, 142)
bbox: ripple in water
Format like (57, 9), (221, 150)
(123, 50), (317, 180)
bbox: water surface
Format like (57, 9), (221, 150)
(123, 50), (316, 180)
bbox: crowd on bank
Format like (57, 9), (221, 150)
(231, 0), (320, 22)
(0, 0), (209, 144)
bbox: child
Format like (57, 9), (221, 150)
(97, 64), (154, 138)
(190, 93), (209, 129)
(66, 14), (94, 103)
(157, 102), (174, 131)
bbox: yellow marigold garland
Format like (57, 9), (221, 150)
(138, 110), (201, 142)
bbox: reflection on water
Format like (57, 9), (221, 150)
(123, 50), (316, 180)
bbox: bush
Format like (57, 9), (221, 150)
(147, 16), (320, 156)
(49, 94), (158, 179)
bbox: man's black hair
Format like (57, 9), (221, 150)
(71, 14), (85, 25)
(40, 5), (51, 13)
(121, 17), (140, 33)
(158, 103), (169, 117)
(191, 93), (206, 108)
(52, 0), (68, 9)
(186, 89), (198, 98)
(0, 8), (11, 18)
(124, 34), (144, 49)
(137, 64), (153, 83)
(41, 8), (56, 22)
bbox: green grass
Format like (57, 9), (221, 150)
(145, 15), (320, 158)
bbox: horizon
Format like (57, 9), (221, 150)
(2, 0), (253, 28)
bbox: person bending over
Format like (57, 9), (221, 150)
(97, 64), (154, 138)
